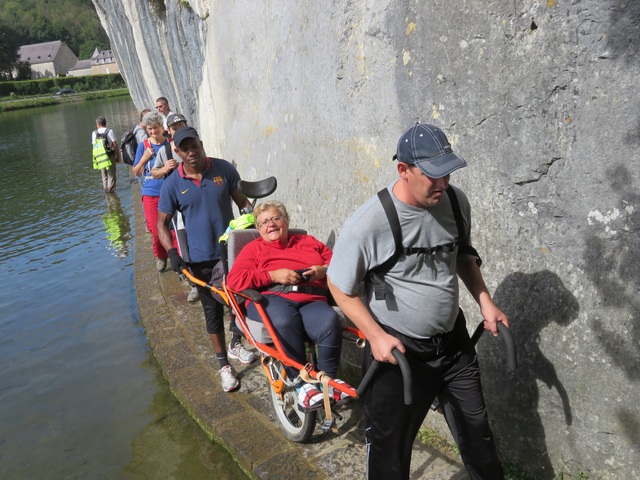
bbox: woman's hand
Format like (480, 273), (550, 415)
(269, 265), (328, 284)
(141, 147), (154, 163)
(307, 265), (328, 280)
(269, 269), (300, 285)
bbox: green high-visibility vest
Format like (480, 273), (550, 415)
(218, 213), (255, 242)
(92, 136), (112, 169)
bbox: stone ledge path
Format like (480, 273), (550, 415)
(132, 184), (468, 479)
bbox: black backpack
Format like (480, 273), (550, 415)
(369, 186), (482, 300)
(95, 128), (114, 155)
(120, 129), (139, 166)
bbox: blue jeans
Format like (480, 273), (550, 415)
(247, 295), (343, 378)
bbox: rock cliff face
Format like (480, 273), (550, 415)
(94, 0), (640, 477)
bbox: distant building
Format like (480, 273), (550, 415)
(90, 48), (120, 75)
(68, 48), (120, 77)
(67, 59), (93, 77)
(18, 41), (79, 79)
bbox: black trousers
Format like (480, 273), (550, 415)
(363, 309), (504, 480)
(190, 263), (242, 338)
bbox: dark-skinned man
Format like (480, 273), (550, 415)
(157, 127), (256, 392)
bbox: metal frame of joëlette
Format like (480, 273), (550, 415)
(181, 269), (362, 400)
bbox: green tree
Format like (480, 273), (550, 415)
(0, 22), (22, 80)
(0, 0), (110, 59)
(14, 61), (32, 81)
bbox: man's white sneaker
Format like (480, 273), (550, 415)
(218, 365), (239, 392)
(156, 257), (167, 272)
(187, 286), (199, 302)
(227, 342), (257, 365)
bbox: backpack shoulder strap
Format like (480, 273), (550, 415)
(141, 138), (154, 173)
(446, 185), (466, 244)
(165, 142), (173, 160)
(370, 188), (403, 300)
(446, 186), (482, 267)
(377, 188), (402, 267)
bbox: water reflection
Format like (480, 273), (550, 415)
(123, 354), (248, 480)
(0, 98), (247, 479)
(102, 192), (132, 257)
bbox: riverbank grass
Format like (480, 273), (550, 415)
(0, 88), (130, 112)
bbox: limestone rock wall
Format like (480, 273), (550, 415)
(94, 0), (640, 477)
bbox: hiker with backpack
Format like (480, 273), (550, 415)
(150, 112), (186, 179)
(132, 111), (172, 272)
(327, 123), (508, 480)
(120, 109), (151, 168)
(91, 116), (122, 193)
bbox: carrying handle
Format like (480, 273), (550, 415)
(470, 321), (517, 372)
(356, 348), (413, 405)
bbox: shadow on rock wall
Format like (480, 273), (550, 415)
(582, 164), (640, 451)
(477, 270), (579, 479)
(607, 1), (640, 63)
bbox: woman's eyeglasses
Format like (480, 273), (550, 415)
(257, 215), (285, 229)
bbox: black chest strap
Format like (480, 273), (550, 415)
(369, 186), (481, 300)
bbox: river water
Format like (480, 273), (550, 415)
(0, 97), (246, 479)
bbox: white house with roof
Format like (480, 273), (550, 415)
(68, 48), (120, 77)
(90, 48), (120, 75)
(67, 59), (92, 77)
(17, 41), (79, 79)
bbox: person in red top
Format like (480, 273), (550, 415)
(227, 200), (343, 408)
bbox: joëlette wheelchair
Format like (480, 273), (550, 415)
(181, 177), (515, 443)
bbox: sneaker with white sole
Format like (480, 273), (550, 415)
(296, 382), (324, 410)
(187, 286), (199, 302)
(218, 365), (240, 392)
(329, 378), (351, 404)
(227, 342), (257, 364)
(156, 257), (167, 272)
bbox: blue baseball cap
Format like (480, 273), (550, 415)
(394, 123), (467, 178)
(172, 126), (200, 147)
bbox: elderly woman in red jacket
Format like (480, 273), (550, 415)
(227, 200), (344, 408)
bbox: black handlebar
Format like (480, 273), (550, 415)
(470, 321), (517, 372)
(356, 348), (413, 405)
(239, 177), (277, 200)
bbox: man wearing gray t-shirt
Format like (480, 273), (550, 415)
(152, 112), (186, 178)
(328, 123), (508, 480)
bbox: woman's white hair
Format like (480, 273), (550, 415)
(254, 201), (289, 224)
(142, 111), (164, 127)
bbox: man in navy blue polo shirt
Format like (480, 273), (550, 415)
(157, 126), (256, 392)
